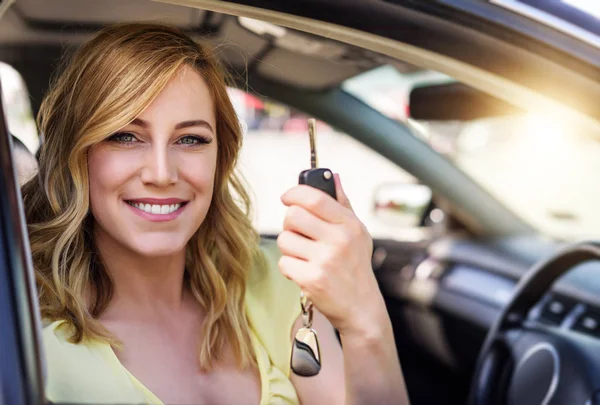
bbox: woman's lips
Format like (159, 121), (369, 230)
(124, 199), (188, 222)
(127, 197), (187, 205)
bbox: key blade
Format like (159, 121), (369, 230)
(308, 118), (318, 169)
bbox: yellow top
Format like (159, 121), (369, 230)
(41, 240), (302, 404)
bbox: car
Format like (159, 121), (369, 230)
(0, 0), (599, 404)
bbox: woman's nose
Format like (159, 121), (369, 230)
(140, 144), (178, 187)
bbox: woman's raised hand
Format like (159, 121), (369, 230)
(277, 174), (385, 338)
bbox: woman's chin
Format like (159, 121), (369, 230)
(134, 247), (184, 258)
(126, 235), (190, 258)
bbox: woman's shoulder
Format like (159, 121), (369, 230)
(42, 320), (83, 363)
(41, 320), (145, 404)
(246, 238), (302, 377)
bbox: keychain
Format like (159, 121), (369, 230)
(290, 291), (322, 376)
(290, 119), (337, 377)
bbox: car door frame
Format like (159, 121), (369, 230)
(0, 78), (46, 405)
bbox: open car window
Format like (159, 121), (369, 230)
(344, 63), (600, 241)
(229, 87), (424, 240)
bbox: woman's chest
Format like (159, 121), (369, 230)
(115, 332), (262, 405)
(129, 358), (261, 405)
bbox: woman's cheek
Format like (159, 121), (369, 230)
(178, 150), (218, 190)
(89, 148), (142, 188)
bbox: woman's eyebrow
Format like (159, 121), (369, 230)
(130, 118), (149, 128)
(129, 118), (214, 133)
(175, 120), (214, 133)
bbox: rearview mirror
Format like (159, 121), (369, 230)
(409, 82), (523, 121)
(373, 182), (432, 228)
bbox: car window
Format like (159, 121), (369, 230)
(229, 88), (419, 239)
(0, 62), (39, 154)
(344, 64), (600, 241)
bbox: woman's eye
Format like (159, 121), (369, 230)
(177, 135), (212, 146)
(107, 132), (138, 144)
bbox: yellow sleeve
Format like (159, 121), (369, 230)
(245, 238), (302, 377)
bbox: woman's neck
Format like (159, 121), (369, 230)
(93, 226), (190, 322)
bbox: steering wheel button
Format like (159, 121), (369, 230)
(573, 309), (600, 336)
(539, 296), (577, 325)
(549, 301), (564, 314)
(582, 316), (597, 330)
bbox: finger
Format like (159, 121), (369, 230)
(277, 230), (318, 261)
(283, 205), (329, 241)
(278, 254), (311, 286)
(333, 173), (353, 211)
(281, 185), (350, 224)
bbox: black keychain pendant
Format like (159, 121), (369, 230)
(290, 119), (336, 377)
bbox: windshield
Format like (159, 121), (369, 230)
(343, 65), (600, 241)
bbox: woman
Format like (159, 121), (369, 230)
(22, 22), (409, 405)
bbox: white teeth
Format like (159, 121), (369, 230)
(129, 202), (182, 215)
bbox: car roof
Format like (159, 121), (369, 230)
(0, 0), (422, 92)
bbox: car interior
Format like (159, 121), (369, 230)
(1, 1), (600, 404)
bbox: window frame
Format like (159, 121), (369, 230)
(0, 78), (45, 405)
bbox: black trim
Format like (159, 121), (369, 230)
(397, 0), (600, 70)
(518, 0), (600, 36)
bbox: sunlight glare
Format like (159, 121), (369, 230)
(562, 0), (600, 19)
(525, 113), (564, 149)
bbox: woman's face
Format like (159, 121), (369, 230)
(88, 66), (218, 257)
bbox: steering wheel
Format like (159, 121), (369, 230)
(469, 241), (600, 405)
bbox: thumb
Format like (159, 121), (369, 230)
(333, 173), (353, 211)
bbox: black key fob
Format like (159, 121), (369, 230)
(299, 168), (337, 200)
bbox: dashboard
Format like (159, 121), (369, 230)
(377, 234), (600, 374)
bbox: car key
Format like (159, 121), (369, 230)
(297, 118), (337, 200)
(290, 118), (335, 377)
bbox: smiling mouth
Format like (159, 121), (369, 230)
(125, 201), (187, 215)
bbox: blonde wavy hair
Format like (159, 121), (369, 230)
(21, 22), (264, 370)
